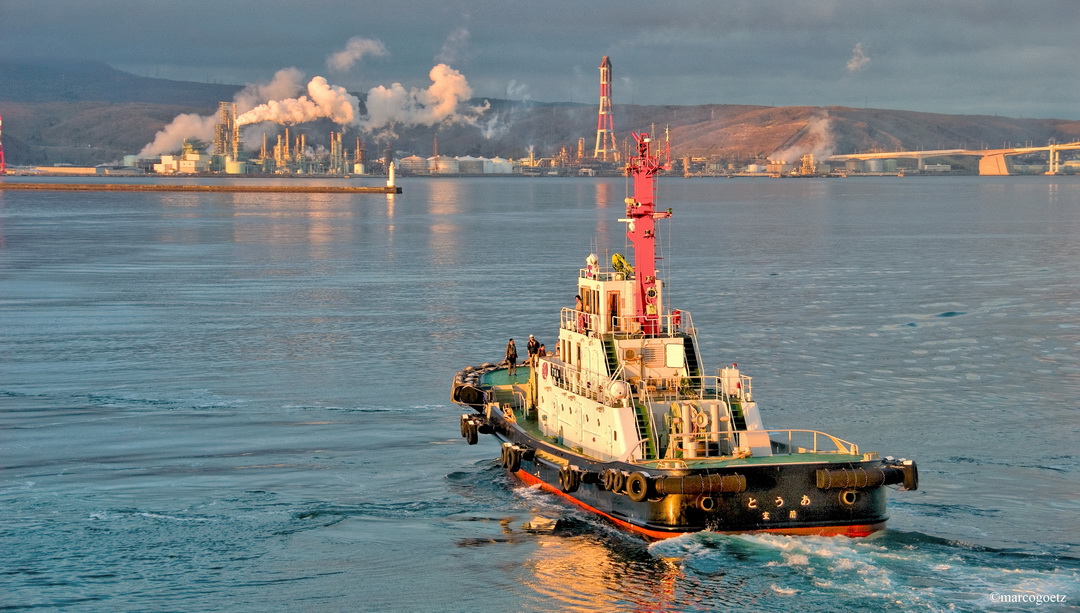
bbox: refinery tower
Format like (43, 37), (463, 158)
(593, 56), (618, 162)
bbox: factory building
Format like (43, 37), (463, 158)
(154, 148), (212, 174)
(391, 155), (514, 175)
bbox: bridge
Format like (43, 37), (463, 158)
(826, 141), (1080, 175)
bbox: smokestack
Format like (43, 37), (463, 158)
(231, 103), (239, 161)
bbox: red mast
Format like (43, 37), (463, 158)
(623, 132), (671, 335)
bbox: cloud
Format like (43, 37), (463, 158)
(506, 79), (531, 100)
(435, 27), (470, 65)
(846, 42), (870, 73)
(326, 36), (388, 72)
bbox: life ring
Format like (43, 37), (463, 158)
(625, 472), (653, 502)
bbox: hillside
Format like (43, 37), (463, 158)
(2, 59), (1079, 166)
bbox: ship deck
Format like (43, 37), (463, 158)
(478, 367), (867, 469)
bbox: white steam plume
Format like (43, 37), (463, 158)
(236, 76), (360, 126)
(363, 63), (485, 131)
(435, 27), (470, 65)
(138, 59), (490, 157)
(327, 37), (388, 72)
(235, 67), (306, 112)
(137, 113), (219, 158)
(137, 68), (306, 158)
(770, 114), (835, 163)
(847, 42), (870, 73)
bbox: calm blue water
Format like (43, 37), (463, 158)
(2, 176), (1078, 612)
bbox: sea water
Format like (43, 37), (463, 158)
(1, 175), (1078, 612)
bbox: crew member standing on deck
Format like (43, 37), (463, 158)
(526, 334), (540, 366)
(505, 338), (518, 376)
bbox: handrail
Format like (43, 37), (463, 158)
(510, 389), (527, 411)
(676, 427), (858, 456)
(767, 429), (859, 455)
(559, 307), (695, 338)
(634, 380), (660, 461)
(628, 374), (752, 403)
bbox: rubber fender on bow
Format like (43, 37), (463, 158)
(625, 472), (653, 502)
(652, 473), (746, 495)
(456, 385), (485, 406)
(559, 465), (582, 493)
(500, 443), (521, 472)
(459, 414), (479, 445)
(816, 460), (918, 491)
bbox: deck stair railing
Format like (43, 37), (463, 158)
(627, 384), (658, 460)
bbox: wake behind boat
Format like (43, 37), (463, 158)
(451, 132), (917, 540)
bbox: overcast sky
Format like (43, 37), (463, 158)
(4, 0), (1079, 119)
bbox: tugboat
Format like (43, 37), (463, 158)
(451, 132), (918, 540)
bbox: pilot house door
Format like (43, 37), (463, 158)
(607, 291), (620, 332)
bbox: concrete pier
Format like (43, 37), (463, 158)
(0, 183), (402, 194)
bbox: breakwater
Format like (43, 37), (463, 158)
(0, 183), (401, 194)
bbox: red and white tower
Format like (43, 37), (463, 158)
(0, 114), (6, 174)
(593, 56), (617, 161)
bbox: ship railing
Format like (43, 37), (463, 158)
(670, 427), (859, 459)
(578, 267), (626, 282)
(509, 389), (527, 412)
(606, 310), (695, 338)
(634, 374), (751, 403)
(559, 307), (696, 339)
(547, 360), (625, 405)
(560, 308), (601, 336)
(767, 429), (859, 455)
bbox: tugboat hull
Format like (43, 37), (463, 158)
(460, 396), (910, 539)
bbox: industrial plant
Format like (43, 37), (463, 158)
(4, 56), (1078, 178)
(127, 57), (1080, 178)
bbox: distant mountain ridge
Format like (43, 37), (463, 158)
(0, 58), (241, 105)
(2, 59), (1078, 167)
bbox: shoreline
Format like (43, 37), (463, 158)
(0, 183), (401, 194)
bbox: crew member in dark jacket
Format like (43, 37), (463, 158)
(526, 335), (540, 365)
(505, 339), (518, 376)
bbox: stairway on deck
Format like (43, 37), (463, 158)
(603, 337), (619, 376)
(682, 336), (702, 378)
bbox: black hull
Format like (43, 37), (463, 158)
(460, 403), (910, 539)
